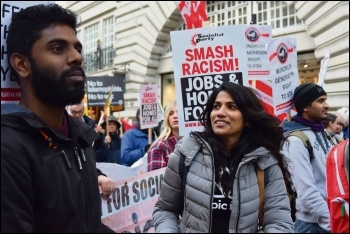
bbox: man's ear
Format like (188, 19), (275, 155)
(9, 53), (31, 78)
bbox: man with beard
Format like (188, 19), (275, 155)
(282, 83), (333, 233)
(1, 3), (115, 233)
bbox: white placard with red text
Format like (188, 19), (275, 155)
(140, 84), (158, 129)
(267, 37), (299, 116)
(170, 25), (250, 136)
(246, 25), (272, 80)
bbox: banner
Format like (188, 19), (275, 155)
(97, 154), (165, 233)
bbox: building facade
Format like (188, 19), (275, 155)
(57, 1), (349, 119)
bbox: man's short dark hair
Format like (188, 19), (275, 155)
(6, 3), (80, 82)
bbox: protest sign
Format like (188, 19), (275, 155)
(249, 80), (297, 122)
(318, 50), (330, 87)
(170, 25), (250, 136)
(157, 98), (165, 122)
(140, 84), (158, 130)
(1, 1), (53, 103)
(249, 79), (274, 114)
(85, 74), (125, 111)
(245, 25), (272, 80)
(267, 36), (299, 116)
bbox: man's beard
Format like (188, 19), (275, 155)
(30, 59), (86, 107)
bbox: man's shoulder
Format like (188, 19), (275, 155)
(282, 120), (310, 133)
(83, 115), (96, 124)
(122, 128), (142, 138)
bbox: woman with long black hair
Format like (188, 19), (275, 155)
(153, 82), (293, 233)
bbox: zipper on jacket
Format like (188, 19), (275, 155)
(235, 167), (241, 233)
(61, 150), (72, 169)
(73, 138), (87, 170)
(191, 132), (215, 232)
(78, 144), (87, 162)
(74, 146), (82, 170)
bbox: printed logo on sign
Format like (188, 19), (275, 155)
(190, 32), (224, 46)
(245, 27), (259, 42)
(277, 43), (288, 64)
(145, 86), (154, 92)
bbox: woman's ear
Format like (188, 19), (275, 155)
(10, 53), (31, 78)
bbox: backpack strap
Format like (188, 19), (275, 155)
(344, 140), (349, 184)
(288, 130), (315, 160)
(257, 167), (264, 228)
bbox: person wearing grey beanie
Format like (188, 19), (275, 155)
(281, 83), (333, 233)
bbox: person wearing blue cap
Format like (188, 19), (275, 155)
(282, 83), (333, 233)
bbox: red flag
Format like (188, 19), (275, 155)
(120, 118), (132, 132)
(178, 1), (208, 29)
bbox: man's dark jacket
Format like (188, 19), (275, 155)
(83, 115), (96, 129)
(1, 104), (114, 233)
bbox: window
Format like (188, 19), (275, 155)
(259, 1), (302, 28)
(207, 1), (248, 26)
(84, 22), (99, 55)
(102, 16), (115, 68)
(103, 16), (114, 48)
(83, 22), (99, 73)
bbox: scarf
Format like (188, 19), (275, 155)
(295, 115), (324, 132)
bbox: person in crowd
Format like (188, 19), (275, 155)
(282, 83), (333, 233)
(1, 3), (114, 232)
(153, 82), (294, 233)
(323, 113), (345, 144)
(336, 106), (349, 140)
(333, 113), (346, 142)
(69, 102), (96, 128)
(121, 108), (156, 166)
(94, 115), (122, 164)
(147, 100), (181, 171)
